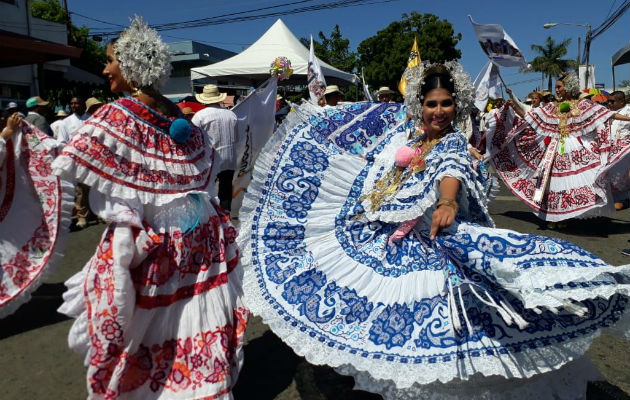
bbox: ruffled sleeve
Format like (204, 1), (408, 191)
(362, 132), (494, 227)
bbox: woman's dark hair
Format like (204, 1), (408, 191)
(420, 72), (455, 99)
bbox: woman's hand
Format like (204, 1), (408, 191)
(430, 204), (456, 240)
(1, 112), (21, 140)
(469, 147), (483, 161)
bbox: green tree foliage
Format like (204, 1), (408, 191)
(31, 0), (107, 77)
(300, 25), (357, 73)
(529, 36), (578, 92)
(357, 12), (461, 95)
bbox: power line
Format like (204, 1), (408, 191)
(88, 0), (401, 36)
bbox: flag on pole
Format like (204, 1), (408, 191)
(361, 68), (373, 101)
(307, 35), (327, 104)
(469, 15), (527, 68)
(473, 60), (502, 111)
(398, 37), (421, 96)
(231, 78), (278, 216)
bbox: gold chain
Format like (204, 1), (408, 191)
(360, 133), (446, 212)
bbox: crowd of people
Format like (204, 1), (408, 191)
(0, 15), (629, 400)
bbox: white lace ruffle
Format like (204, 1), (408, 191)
(525, 99), (615, 139)
(346, 355), (602, 400)
(52, 102), (215, 207)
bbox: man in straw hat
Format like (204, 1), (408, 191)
(50, 108), (68, 140)
(85, 97), (104, 115)
(375, 86), (395, 103)
(192, 84), (238, 210)
(323, 85), (343, 107)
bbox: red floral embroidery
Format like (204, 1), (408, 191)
(1, 124), (63, 311)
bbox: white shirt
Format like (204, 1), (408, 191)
(57, 113), (89, 146)
(611, 104), (630, 139)
(192, 106), (238, 172)
(50, 119), (66, 140)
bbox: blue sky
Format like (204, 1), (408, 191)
(69, 0), (629, 98)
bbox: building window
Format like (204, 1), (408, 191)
(0, 83), (30, 100)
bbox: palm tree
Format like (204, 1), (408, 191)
(530, 37), (578, 92)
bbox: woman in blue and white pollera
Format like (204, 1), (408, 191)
(238, 60), (629, 399)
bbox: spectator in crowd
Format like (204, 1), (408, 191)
(375, 86), (395, 103)
(324, 85), (343, 107)
(192, 84), (238, 210)
(50, 109), (68, 140)
(85, 97), (104, 115)
(24, 96), (53, 137)
(57, 96), (89, 145)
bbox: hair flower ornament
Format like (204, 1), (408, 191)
(270, 57), (294, 80)
(114, 15), (172, 90)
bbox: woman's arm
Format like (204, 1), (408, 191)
(613, 113), (630, 122)
(430, 176), (459, 239)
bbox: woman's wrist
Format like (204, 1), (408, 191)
(1, 127), (14, 140)
(437, 198), (459, 213)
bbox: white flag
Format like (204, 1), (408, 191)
(231, 78), (278, 215)
(469, 15), (527, 68)
(307, 35), (327, 104)
(361, 70), (373, 102)
(473, 60), (502, 111)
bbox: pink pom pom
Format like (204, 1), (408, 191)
(395, 146), (415, 167)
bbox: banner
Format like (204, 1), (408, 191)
(473, 60), (502, 111)
(398, 37), (421, 96)
(307, 36), (327, 104)
(362, 69), (373, 101)
(469, 15), (527, 68)
(231, 78), (278, 215)
(578, 65), (596, 90)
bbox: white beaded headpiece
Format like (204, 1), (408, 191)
(560, 72), (580, 99)
(403, 60), (475, 129)
(114, 16), (172, 90)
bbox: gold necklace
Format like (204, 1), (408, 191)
(555, 100), (580, 154)
(360, 132), (447, 212)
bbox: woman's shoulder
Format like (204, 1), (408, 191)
(442, 130), (468, 149)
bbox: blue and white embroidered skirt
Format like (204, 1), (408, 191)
(238, 102), (629, 399)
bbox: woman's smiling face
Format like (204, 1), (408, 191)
(422, 88), (455, 135)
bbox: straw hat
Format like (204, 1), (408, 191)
(195, 84), (227, 104)
(375, 86), (395, 97)
(85, 97), (104, 113)
(324, 85), (342, 96)
(56, 109), (68, 117)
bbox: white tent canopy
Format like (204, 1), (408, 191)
(190, 19), (358, 86)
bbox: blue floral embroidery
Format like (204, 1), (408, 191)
(263, 222), (305, 251)
(282, 270), (334, 323)
(290, 141), (329, 173)
(324, 282), (374, 324)
(369, 303), (415, 349)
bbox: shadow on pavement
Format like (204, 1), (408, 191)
(233, 331), (300, 399)
(0, 282), (69, 339)
(294, 363), (382, 400)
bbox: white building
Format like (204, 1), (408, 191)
(0, 0), (100, 110)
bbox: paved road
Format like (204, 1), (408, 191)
(1, 182), (629, 400)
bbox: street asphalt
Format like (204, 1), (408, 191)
(1, 181), (629, 400)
